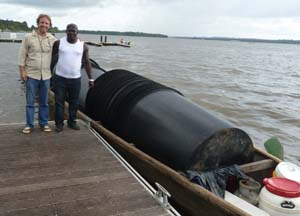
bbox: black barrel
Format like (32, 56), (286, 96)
(123, 91), (254, 171)
(85, 69), (254, 171)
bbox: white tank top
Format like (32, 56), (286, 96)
(55, 36), (84, 78)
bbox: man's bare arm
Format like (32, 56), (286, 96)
(51, 40), (60, 72)
(83, 43), (93, 87)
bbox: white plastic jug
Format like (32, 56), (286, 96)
(274, 162), (300, 182)
(259, 177), (300, 216)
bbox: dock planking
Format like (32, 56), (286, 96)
(0, 39), (22, 43)
(0, 121), (169, 216)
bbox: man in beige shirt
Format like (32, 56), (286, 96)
(18, 14), (56, 134)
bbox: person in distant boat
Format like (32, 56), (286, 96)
(18, 14), (56, 134)
(120, 38), (124, 44)
(52, 23), (93, 132)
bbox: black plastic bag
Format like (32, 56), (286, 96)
(186, 164), (249, 198)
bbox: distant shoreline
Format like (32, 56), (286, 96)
(1, 31), (300, 45)
(173, 36), (300, 45)
(0, 19), (168, 38)
(0, 30), (168, 38)
(2, 18), (300, 43)
(76, 30), (168, 38)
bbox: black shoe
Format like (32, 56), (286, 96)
(55, 127), (63, 132)
(68, 124), (80, 130)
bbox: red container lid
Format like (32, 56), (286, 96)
(263, 177), (300, 198)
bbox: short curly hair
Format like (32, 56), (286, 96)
(36, 14), (52, 27)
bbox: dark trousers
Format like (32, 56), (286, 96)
(54, 75), (81, 128)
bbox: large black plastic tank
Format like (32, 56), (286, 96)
(85, 69), (254, 171)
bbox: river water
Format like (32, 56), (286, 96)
(0, 33), (299, 165)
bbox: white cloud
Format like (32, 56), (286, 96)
(1, 0), (300, 39)
(0, 0), (102, 8)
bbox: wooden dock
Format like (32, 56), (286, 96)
(85, 41), (131, 48)
(0, 39), (22, 43)
(0, 121), (169, 216)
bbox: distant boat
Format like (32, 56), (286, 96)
(85, 41), (102, 47)
(102, 41), (131, 47)
(85, 41), (131, 48)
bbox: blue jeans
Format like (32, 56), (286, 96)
(25, 77), (50, 128)
(54, 75), (81, 128)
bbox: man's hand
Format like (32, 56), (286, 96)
(19, 67), (27, 81)
(89, 80), (94, 88)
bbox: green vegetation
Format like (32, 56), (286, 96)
(0, 19), (28, 32)
(77, 30), (167, 38)
(0, 19), (58, 33)
(175, 36), (300, 45)
(0, 19), (168, 38)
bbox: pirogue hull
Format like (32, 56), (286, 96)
(49, 90), (279, 216)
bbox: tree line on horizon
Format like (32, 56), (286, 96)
(0, 19), (168, 38)
(174, 36), (300, 45)
(190, 36), (300, 44)
(0, 19), (58, 33)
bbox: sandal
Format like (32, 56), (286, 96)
(22, 127), (33, 134)
(41, 125), (52, 132)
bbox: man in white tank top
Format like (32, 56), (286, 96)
(52, 23), (93, 132)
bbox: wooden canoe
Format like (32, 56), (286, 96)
(73, 108), (280, 215)
(48, 90), (280, 216)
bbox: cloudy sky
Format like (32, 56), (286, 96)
(1, 0), (300, 39)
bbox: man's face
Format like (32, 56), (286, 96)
(38, 17), (51, 34)
(66, 25), (78, 42)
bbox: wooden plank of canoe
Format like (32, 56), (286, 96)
(239, 159), (277, 173)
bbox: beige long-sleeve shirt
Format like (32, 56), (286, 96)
(18, 31), (56, 80)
